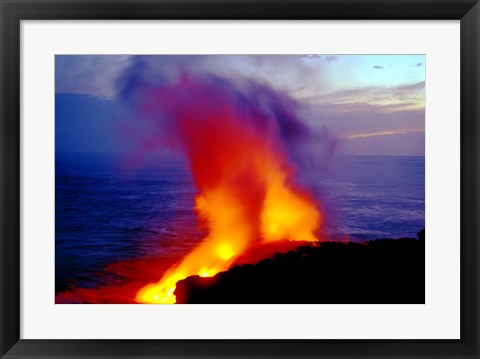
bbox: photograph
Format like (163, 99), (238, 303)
(2, 1), (478, 357)
(55, 54), (425, 304)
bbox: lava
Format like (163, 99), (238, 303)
(129, 74), (324, 304)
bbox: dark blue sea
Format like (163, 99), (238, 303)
(55, 153), (424, 293)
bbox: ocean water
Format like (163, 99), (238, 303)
(55, 152), (424, 292)
(310, 155), (425, 240)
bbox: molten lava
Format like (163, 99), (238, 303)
(134, 75), (323, 304)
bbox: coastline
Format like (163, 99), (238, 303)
(175, 230), (425, 304)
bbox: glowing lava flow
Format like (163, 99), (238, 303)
(134, 75), (323, 303)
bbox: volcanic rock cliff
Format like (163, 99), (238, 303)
(174, 230), (425, 304)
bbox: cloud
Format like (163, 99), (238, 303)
(392, 81), (425, 91)
(55, 55), (133, 99)
(55, 55), (425, 156)
(338, 131), (425, 156)
(302, 101), (425, 156)
(224, 55), (327, 96)
(115, 55), (208, 100)
(340, 128), (424, 140)
(302, 81), (425, 111)
(56, 55), (328, 101)
(372, 65), (383, 69)
(304, 101), (424, 132)
(325, 56), (338, 63)
(388, 81), (425, 99)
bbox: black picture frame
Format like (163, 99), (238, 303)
(1, 0), (479, 358)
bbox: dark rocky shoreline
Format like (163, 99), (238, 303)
(175, 230), (425, 304)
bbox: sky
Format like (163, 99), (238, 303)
(55, 55), (425, 156)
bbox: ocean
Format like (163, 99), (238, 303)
(55, 152), (424, 293)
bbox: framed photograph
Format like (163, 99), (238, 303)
(1, 0), (479, 358)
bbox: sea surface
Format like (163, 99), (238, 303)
(55, 152), (424, 293)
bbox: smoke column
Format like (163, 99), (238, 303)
(120, 71), (324, 303)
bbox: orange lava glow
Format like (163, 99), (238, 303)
(135, 76), (323, 304)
